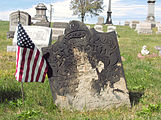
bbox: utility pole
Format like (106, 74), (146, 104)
(50, 4), (53, 25)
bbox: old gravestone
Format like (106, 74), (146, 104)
(7, 26), (52, 52)
(52, 22), (68, 40)
(42, 21), (131, 110)
(135, 22), (152, 34)
(97, 16), (104, 25)
(94, 25), (103, 32)
(129, 20), (140, 29)
(8, 11), (31, 38)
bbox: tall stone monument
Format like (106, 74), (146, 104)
(105, 0), (112, 24)
(32, 3), (50, 27)
(146, 0), (156, 22)
(42, 21), (130, 111)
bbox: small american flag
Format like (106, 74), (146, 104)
(15, 22), (48, 83)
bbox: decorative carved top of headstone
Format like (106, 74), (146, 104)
(42, 21), (130, 111)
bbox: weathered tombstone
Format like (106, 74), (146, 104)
(7, 26), (52, 52)
(135, 22), (152, 34)
(52, 22), (68, 40)
(94, 25), (103, 32)
(97, 16), (104, 25)
(42, 21), (131, 111)
(107, 26), (116, 32)
(8, 11), (31, 38)
(129, 21), (140, 29)
(124, 21), (130, 26)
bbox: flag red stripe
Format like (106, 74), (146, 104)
(36, 58), (44, 82)
(18, 48), (27, 82)
(15, 46), (20, 79)
(30, 50), (40, 82)
(42, 65), (48, 83)
(25, 49), (33, 82)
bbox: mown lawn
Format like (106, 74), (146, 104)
(0, 21), (160, 120)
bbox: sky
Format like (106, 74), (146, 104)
(0, 0), (161, 25)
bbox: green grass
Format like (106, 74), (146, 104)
(0, 21), (161, 120)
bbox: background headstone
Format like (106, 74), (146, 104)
(135, 22), (152, 34)
(97, 16), (104, 25)
(156, 24), (161, 34)
(9, 11), (31, 32)
(52, 22), (68, 40)
(129, 21), (140, 29)
(42, 21), (131, 111)
(8, 11), (31, 38)
(124, 21), (130, 26)
(107, 26), (116, 32)
(94, 25), (103, 32)
(7, 26), (52, 52)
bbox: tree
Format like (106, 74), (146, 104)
(70, 0), (104, 23)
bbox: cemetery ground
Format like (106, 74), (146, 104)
(0, 21), (160, 120)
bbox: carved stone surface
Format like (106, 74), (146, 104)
(42, 21), (130, 110)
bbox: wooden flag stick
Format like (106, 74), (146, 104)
(21, 82), (25, 105)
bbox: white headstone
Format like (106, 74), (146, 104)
(124, 21), (130, 26)
(94, 25), (103, 32)
(7, 26), (52, 52)
(156, 24), (161, 34)
(97, 16), (104, 25)
(135, 22), (152, 34)
(107, 26), (116, 32)
(129, 21), (140, 29)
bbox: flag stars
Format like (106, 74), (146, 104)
(17, 22), (35, 49)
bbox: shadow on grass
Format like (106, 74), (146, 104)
(0, 88), (22, 103)
(129, 91), (144, 107)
